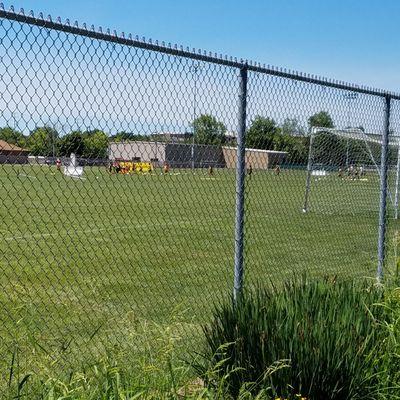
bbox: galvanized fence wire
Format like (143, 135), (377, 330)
(0, 11), (241, 378)
(244, 73), (387, 286)
(0, 5), (399, 389)
(388, 99), (400, 275)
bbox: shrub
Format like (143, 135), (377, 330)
(199, 278), (389, 399)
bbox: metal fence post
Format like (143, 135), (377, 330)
(377, 95), (391, 283)
(233, 64), (248, 302)
(394, 141), (400, 220)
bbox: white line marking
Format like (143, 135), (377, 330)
(2, 219), (203, 242)
(18, 173), (37, 179)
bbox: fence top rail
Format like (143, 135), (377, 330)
(1, 4), (399, 101)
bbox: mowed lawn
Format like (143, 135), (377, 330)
(0, 163), (395, 377)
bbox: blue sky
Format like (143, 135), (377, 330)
(7, 0), (400, 93)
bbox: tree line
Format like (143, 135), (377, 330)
(3, 110), (376, 166)
(189, 111), (333, 165)
(0, 127), (109, 158)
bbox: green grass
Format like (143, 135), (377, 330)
(0, 164), (398, 393)
(200, 278), (390, 399)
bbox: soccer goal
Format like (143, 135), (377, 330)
(302, 126), (400, 217)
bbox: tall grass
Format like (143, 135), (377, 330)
(5, 310), (200, 399)
(373, 286), (400, 399)
(4, 280), (400, 399)
(199, 278), (396, 399)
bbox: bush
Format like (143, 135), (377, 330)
(199, 278), (391, 399)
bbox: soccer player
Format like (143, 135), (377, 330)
(56, 158), (62, 172)
(274, 164), (280, 175)
(163, 162), (170, 174)
(247, 164), (253, 176)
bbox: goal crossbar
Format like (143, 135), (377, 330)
(311, 127), (400, 147)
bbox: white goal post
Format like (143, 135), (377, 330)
(302, 126), (400, 218)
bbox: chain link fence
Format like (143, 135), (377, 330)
(0, 5), (399, 390)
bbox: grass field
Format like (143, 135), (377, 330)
(0, 163), (398, 387)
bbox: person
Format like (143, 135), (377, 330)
(56, 158), (62, 172)
(163, 162), (170, 174)
(208, 166), (214, 176)
(274, 164), (280, 176)
(247, 164), (253, 176)
(338, 167), (343, 179)
(348, 165), (354, 179)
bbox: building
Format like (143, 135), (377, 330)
(224, 131), (237, 145)
(109, 141), (287, 170)
(109, 140), (225, 168)
(150, 132), (192, 143)
(110, 141), (165, 164)
(0, 140), (29, 164)
(222, 146), (287, 169)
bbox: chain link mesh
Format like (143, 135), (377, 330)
(0, 8), (399, 391)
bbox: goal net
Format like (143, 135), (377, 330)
(302, 127), (400, 217)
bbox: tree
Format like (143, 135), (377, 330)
(111, 132), (148, 142)
(27, 126), (59, 156)
(192, 114), (226, 145)
(246, 116), (279, 150)
(281, 118), (305, 137)
(58, 131), (84, 157)
(0, 127), (27, 148)
(308, 111), (334, 129)
(83, 130), (109, 159)
(288, 136), (309, 164)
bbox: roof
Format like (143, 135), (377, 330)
(311, 127), (400, 147)
(0, 140), (28, 152)
(222, 146), (288, 154)
(110, 140), (164, 146)
(154, 132), (190, 136)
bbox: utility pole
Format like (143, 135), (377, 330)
(191, 64), (200, 171)
(344, 93), (358, 167)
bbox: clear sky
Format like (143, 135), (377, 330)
(6, 0), (400, 93)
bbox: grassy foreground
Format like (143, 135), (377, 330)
(5, 279), (400, 399)
(0, 163), (398, 392)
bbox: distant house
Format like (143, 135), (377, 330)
(0, 140), (29, 164)
(150, 132), (192, 143)
(224, 131), (237, 145)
